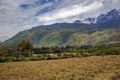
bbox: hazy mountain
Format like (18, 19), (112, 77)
(96, 9), (120, 27)
(97, 9), (120, 23)
(74, 20), (81, 24)
(84, 18), (96, 24)
(74, 9), (120, 28)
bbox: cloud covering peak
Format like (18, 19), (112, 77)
(0, 0), (120, 41)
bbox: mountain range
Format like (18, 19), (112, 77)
(3, 9), (120, 47)
(77, 9), (120, 27)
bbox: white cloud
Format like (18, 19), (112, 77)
(0, 0), (120, 41)
(37, 0), (120, 25)
(0, 0), (53, 41)
(38, 1), (103, 22)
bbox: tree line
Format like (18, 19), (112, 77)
(0, 40), (120, 62)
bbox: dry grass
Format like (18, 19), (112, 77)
(110, 72), (120, 80)
(0, 55), (120, 80)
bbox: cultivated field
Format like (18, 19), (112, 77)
(0, 55), (120, 80)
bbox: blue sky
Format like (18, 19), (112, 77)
(0, 0), (120, 41)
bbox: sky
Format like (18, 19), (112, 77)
(0, 0), (120, 41)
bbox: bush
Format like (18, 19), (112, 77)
(0, 57), (7, 62)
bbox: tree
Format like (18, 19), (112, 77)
(16, 40), (33, 57)
(0, 46), (8, 57)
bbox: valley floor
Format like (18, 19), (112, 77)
(0, 55), (120, 80)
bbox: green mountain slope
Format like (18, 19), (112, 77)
(68, 29), (120, 46)
(3, 23), (120, 47)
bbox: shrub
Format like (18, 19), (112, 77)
(0, 57), (7, 62)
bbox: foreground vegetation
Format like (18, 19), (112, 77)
(0, 40), (120, 80)
(0, 55), (120, 80)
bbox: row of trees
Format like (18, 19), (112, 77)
(0, 40), (93, 57)
(34, 45), (92, 54)
(0, 40), (120, 62)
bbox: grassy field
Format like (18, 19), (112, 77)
(0, 55), (120, 80)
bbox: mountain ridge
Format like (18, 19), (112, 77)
(3, 9), (120, 47)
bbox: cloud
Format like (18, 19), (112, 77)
(0, 0), (54, 41)
(37, 0), (120, 24)
(38, 1), (103, 22)
(0, 0), (120, 41)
